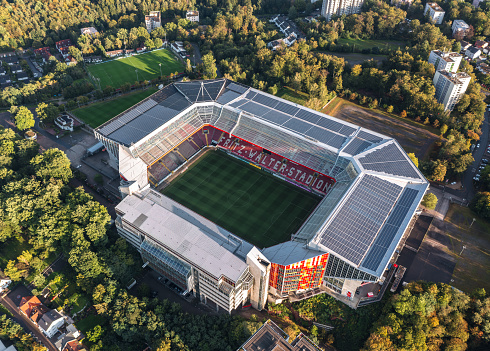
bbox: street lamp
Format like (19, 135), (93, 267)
(459, 245), (467, 255)
(159, 63), (162, 77)
(469, 218), (476, 228)
(135, 69), (139, 82)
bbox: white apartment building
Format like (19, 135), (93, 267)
(145, 11), (161, 33)
(186, 10), (199, 22)
(452, 20), (470, 36)
(428, 50), (462, 73)
(321, 0), (365, 21)
(433, 70), (471, 111)
(472, 0), (486, 8)
(390, 0), (413, 7)
(424, 2), (445, 25)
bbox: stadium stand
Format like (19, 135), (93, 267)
(178, 140), (199, 159)
(217, 131), (335, 194)
(148, 162), (171, 183)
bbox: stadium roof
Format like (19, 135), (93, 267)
(116, 188), (253, 281)
(262, 241), (325, 266)
(99, 79), (428, 279)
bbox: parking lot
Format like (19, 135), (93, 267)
(472, 141), (489, 183)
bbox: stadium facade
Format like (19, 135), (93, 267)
(96, 79), (428, 312)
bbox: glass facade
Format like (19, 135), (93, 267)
(140, 238), (191, 289)
(324, 254), (377, 282)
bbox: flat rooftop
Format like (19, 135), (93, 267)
(116, 188), (252, 281)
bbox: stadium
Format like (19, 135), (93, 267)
(95, 79), (428, 313)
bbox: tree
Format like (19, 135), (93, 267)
(422, 193), (438, 210)
(30, 148), (72, 183)
(440, 124), (448, 136)
(185, 58), (192, 74)
(408, 153), (419, 168)
(68, 46), (83, 62)
(36, 102), (59, 122)
(288, 6), (298, 19)
(400, 110), (407, 118)
(12, 106), (35, 131)
(387, 105), (394, 113)
(471, 192), (490, 219)
(201, 53), (217, 79)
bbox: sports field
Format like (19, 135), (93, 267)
(161, 151), (321, 248)
(87, 49), (184, 89)
(73, 88), (157, 128)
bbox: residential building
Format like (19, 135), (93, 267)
(238, 320), (322, 351)
(466, 46), (482, 60)
(475, 40), (489, 50)
(54, 324), (83, 351)
(460, 40), (471, 52)
(0, 75), (11, 84)
(34, 47), (52, 62)
(55, 115), (74, 131)
(267, 33), (297, 51)
(80, 27), (98, 37)
(428, 50), (462, 73)
(0, 340), (17, 351)
(477, 62), (490, 75)
(186, 10), (200, 22)
(0, 66), (5, 75)
(10, 64), (22, 74)
(19, 296), (46, 324)
(38, 310), (65, 338)
(17, 72), (29, 81)
(106, 50), (124, 57)
(424, 2), (445, 25)
(56, 39), (72, 51)
(170, 41), (189, 59)
(472, 0), (486, 8)
(0, 277), (11, 293)
(452, 19), (470, 37)
(391, 0), (413, 7)
(136, 46), (146, 53)
(1, 56), (18, 66)
(433, 70), (471, 111)
(145, 11), (161, 33)
(321, 0), (365, 21)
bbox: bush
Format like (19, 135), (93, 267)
(470, 192), (490, 219)
(386, 105), (394, 113)
(421, 193), (438, 210)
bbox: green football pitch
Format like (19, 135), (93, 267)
(161, 151), (322, 248)
(73, 88), (157, 128)
(87, 49), (184, 89)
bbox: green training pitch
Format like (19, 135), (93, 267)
(73, 88), (157, 128)
(161, 151), (322, 248)
(87, 49), (184, 89)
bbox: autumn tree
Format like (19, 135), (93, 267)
(12, 106), (35, 131)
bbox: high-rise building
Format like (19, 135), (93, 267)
(428, 50), (462, 74)
(433, 70), (471, 111)
(424, 2), (445, 25)
(321, 0), (365, 21)
(145, 11), (161, 33)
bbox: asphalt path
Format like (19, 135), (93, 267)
(0, 293), (57, 351)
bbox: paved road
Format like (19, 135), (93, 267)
(190, 42), (222, 77)
(0, 293), (57, 351)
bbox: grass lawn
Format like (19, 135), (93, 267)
(76, 314), (107, 334)
(337, 38), (407, 51)
(0, 237), (31, 269)
(72, 88), (157, 128)
(87, 49), (184, 89)
(161, 151), (321, 248)
(445, 204), (490, 293)
(276, 87), (309, 106)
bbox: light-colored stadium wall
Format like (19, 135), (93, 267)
(118, 145), (149, 189)
(246, 248), (271, 311)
